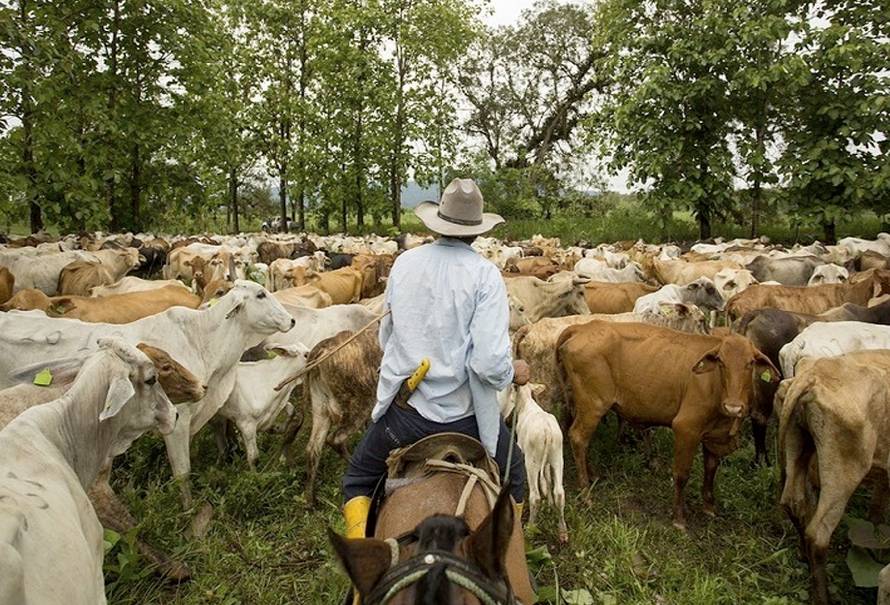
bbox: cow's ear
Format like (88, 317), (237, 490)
(327, 528), (391, 596)
(688, 282), (700, 290)
(692, 348), (720, 374)
(100, 376), (135, 421)
(467, 488), (514, 580)
(754, 352), (781, 384)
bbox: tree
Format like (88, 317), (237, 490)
(779, 0), (889, 242)
(594, 0), (738, 239)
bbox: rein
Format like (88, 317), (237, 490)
(365, 550), (517, 605)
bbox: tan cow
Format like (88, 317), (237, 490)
(505, 276), (590, 331)
(351, 253), (394, 299)
(726, 270), (890, 321)
(57, 247), (141, 295)
(289, 266), (364, 305)
(557, 321), (778, 529)
(0, 288), (53, 312)
(583, 281), (658, 314)
(650, 257), (744, 285)
(514, 305), (708, 411)
(272, 285), (333, 309)
(777, 351), (890, 605)
(503, 257), (561, 280)
(0, 267), (13, 305)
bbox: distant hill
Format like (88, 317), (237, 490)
(401, 181), (438, 208)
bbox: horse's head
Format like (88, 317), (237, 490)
(329, 489), (517, 604)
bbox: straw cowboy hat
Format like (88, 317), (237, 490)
(414, 178), (504, 237)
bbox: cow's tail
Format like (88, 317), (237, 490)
(776, 373), (817, 471)
(539, 429), (557, 506)
(555, 327), (578, 427)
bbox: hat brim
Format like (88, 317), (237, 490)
(414, 202), (505, 237)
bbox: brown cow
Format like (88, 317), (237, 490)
(0, 267), (13, 305)
(272, 284), (333, 309)
(351, 254), (394, 299)
(777, 351), (890, 605)
(726, 270), (890, 321)
(57, 248), (141, 295)
(557, 321), (778, 529)
(583, 281), (658, 314)
(651, 257), (743, 285)
(289, 266), (364, 305)
(0, 288), (52, 312)
(503, 257), (561, 280)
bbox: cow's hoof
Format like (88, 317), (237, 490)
(160, 560), (191, 583)
(672, 519), (687, 531)
(702, 503), (717, 517)
(558, 531), (569, 545)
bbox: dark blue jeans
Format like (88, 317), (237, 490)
(343, 403), (526, 503)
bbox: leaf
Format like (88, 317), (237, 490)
(526, 544), (552, 566)
(103, 528), (121, 553)
(562, 588), (594, 605)
(846, 546), (884, 587)
(847, 518), (890, 549)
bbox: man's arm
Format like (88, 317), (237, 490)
(378, 279), (393, 350)
(468, 268), (514, 389)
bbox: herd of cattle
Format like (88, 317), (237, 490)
(2, 229), (890, 603)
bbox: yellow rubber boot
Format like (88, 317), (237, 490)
(343, 496), (372, 539)
(343, 496), (372, 605)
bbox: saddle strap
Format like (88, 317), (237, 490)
(424, 459), (500, 516)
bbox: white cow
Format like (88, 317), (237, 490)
(807, 263), (849, 285)
(0, 280), (294, 506)
(268, 255), (326, 292)
(498, 383), (567, 543)
(573, 258), (644, 283)
(219, 343), (310, 469)
(90, 276), (189, 297)
(0, 338), (176, 605)
(1, 248), (140, 295)
(779, 321), (890, 377)
(714, 268), (758, 300)
(633, 277), (724, 314)
(838, 233), (890, 257)
(266, 303), (379, 351)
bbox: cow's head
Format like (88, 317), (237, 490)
(220, 280), (295, 335)
(0, 288), (52, 312)
(136, 342), (205, 403)
(94, 338), (179, 455)
(692, 334), (779, 422)
(714, 269), (757, 301)
(682, 277), (724, 310)
(808, 264), (849, 286)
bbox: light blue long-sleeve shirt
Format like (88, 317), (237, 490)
(371, 237), (514, 456)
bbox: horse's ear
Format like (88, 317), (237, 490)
(327, 528), (391, 596)
(467, 488), (514, 579)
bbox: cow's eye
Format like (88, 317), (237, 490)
(257, 291), (267, 299)
(726, 281), (735, 288)
(145, 376), (157, 386)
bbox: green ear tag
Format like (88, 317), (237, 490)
(266, 350), (278, 359)
(34, 369), (53, 387)
(208, 297), (219, 307)
(760, 370), (772, 383)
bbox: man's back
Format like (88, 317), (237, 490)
(373, 238), (513, 424)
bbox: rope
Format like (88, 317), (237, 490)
(423, 459), (500, 514)
(273, 309), (389, 392)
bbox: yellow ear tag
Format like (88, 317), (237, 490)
(34, 369), (53, 387)
(760, 370), (772, 383)
(266, 350), (278, 359)
(208, 297), (219, 307)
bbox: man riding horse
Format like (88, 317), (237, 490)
(341, 177), (529, 545)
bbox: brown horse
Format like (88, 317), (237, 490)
(330, 474), (536, 604)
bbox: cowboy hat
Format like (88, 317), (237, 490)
(414, 178), (504, 237)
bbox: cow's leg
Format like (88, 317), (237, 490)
(751, 419), (770, 467)
(211, 416), (230, 463)
(304, 382), (332, 505)
(526, 456), (542, 526)
(701, 446), (720, 517)
(805, 448), (871, 605)
(670, 426), (699, 530)
(868, 471), (890, 525)
(552, 448), (569, 544)
(236, 420), (259, 471)
(779, 417), (816, 561)
(163, 404), (193, 509)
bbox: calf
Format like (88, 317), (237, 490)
(557, 322), (777, 529)
(219, 343), (309, 469)
(632, 277), (723, 314)
(0, 338), (177, 605)
(0, 267), (12, 304)
(777, 352), (890, 605)
(499, 384), (567, 543)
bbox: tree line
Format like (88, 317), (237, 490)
(0, 0), (886, 241)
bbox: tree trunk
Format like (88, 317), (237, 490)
(130, 143), (141, 232)
(18, 0), (42, 233)
(229, 167), (240, 234)
(698, 206), (712, 240)
(389, 9), (407, 230)
(750, 180), (761, 238)
(296, 2), (308, 232)
(106, 0), (121, 231)
(278, 171), (288, 233)
(823, 219), (837, 244)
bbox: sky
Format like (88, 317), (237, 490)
(486, 0), (539, 26)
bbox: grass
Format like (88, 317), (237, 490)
(106, 410), (879, 605)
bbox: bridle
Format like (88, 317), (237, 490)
(364, 546), (517, 605)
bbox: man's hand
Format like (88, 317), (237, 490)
(512, 360), (530, 386)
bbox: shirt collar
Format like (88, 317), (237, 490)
(435, 237), (474, 250)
